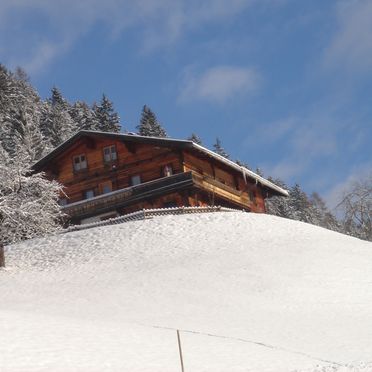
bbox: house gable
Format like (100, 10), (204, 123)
(41, 134), (183, 205)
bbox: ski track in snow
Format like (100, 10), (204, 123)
(1, 212), (372, 372)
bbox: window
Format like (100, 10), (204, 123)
(248, 190), (256, 203)
(163, 164), (173, 177)
(99, 181), (112, 194)
(84, 189), (95, 199)
(103, 145), (117, 162)
(130, 175), (141, 186)
(73, 154), (87, 171)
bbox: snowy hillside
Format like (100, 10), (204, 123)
(1, 212), (372, 372)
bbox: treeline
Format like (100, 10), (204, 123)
(0, 65), (173, 164)
(0, 65), (370, 242)
(0, 65), (121, 164)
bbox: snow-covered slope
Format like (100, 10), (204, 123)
(1, 212), (372, 372)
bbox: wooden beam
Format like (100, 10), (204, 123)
(124, 141), (137, 154)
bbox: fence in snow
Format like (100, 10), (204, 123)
(62, 206), (242, 233)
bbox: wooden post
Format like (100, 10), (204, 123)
(177, 330), (185, 372)
(0, 243), (5, 268)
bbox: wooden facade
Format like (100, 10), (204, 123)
(33, 131), (288, 224)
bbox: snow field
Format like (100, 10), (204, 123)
(1, 212), (372, 371)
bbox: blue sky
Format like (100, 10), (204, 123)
(1, 0), (371, 208)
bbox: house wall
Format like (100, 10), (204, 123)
(182, 150), (266, 213)
(47, 137), (183, 204)
(43, 134), (267, 218)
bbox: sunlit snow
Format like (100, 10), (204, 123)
(1, 212), (372, 372)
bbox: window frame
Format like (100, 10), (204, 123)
(162, 164), (173, 177)
(73, 153), (88, 172)
(130, 175), (142, 186)
(99, 180), (113, 195)
(84, 189), (95, 199)
(103, 145), (117, 163)
(248, 190), (256, 203)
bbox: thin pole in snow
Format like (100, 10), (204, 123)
(177, 329), (185, 372)
(0, 243), (5, 268)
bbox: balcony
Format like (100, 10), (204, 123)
(62, 172), (195, 219)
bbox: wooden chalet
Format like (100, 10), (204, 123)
(32, 130), (288, 224)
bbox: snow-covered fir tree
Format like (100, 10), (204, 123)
(188, 133), (203, 145)
(0, 143), (64, 246)
(265, 178), (292, 218)
(40, 87), (76, 149)
(235, 159), (252, 171)
(137, 105), (167, 137)
(70, 101), (100, 131)
(213, 137), (230, 159)
(266, 180), (341, 233)
(93, 94), (121, 133)
(288, 183), (315, 223)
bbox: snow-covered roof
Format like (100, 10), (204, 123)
(33, 130), (288, 197)
(191, 143), (289, 197)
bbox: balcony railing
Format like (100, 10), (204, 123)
(62, 172), (195, 218)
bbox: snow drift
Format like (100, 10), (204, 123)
(1, 212), (372, 372)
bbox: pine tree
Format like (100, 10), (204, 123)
(50, 86), (67, 107)
(14, 66), (29, 82)
(236, 159), (252, 171)
(265, 177), (292, 218)
(70, 101), (100, 131)
(136, 105), (167, 137)
(213, 137), (230, 159)
(40, 87), (76, 148)
(288, 183), (315, 223)
(188, 133), (202, 145)
(255, 167), (264, 177)
(93, 94), (121, 133)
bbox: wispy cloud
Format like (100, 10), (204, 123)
(324, 0), (372, 72)
(324, 163), (372, 211)
(179, 65), (260, 103)
(0, 0), (253, 73)
(257, 113), (342, 182)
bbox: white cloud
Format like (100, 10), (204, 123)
(179, 65), (260, 103)
(264, 161), (305, 181)
(244, 116), (297, 147)
(258, 113), (341, 184)
(324, 0), (372, 72)
(0, 0), (253, 73)
(19, 41), (70, 76)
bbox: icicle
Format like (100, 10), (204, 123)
(241, 166), (248, 185)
